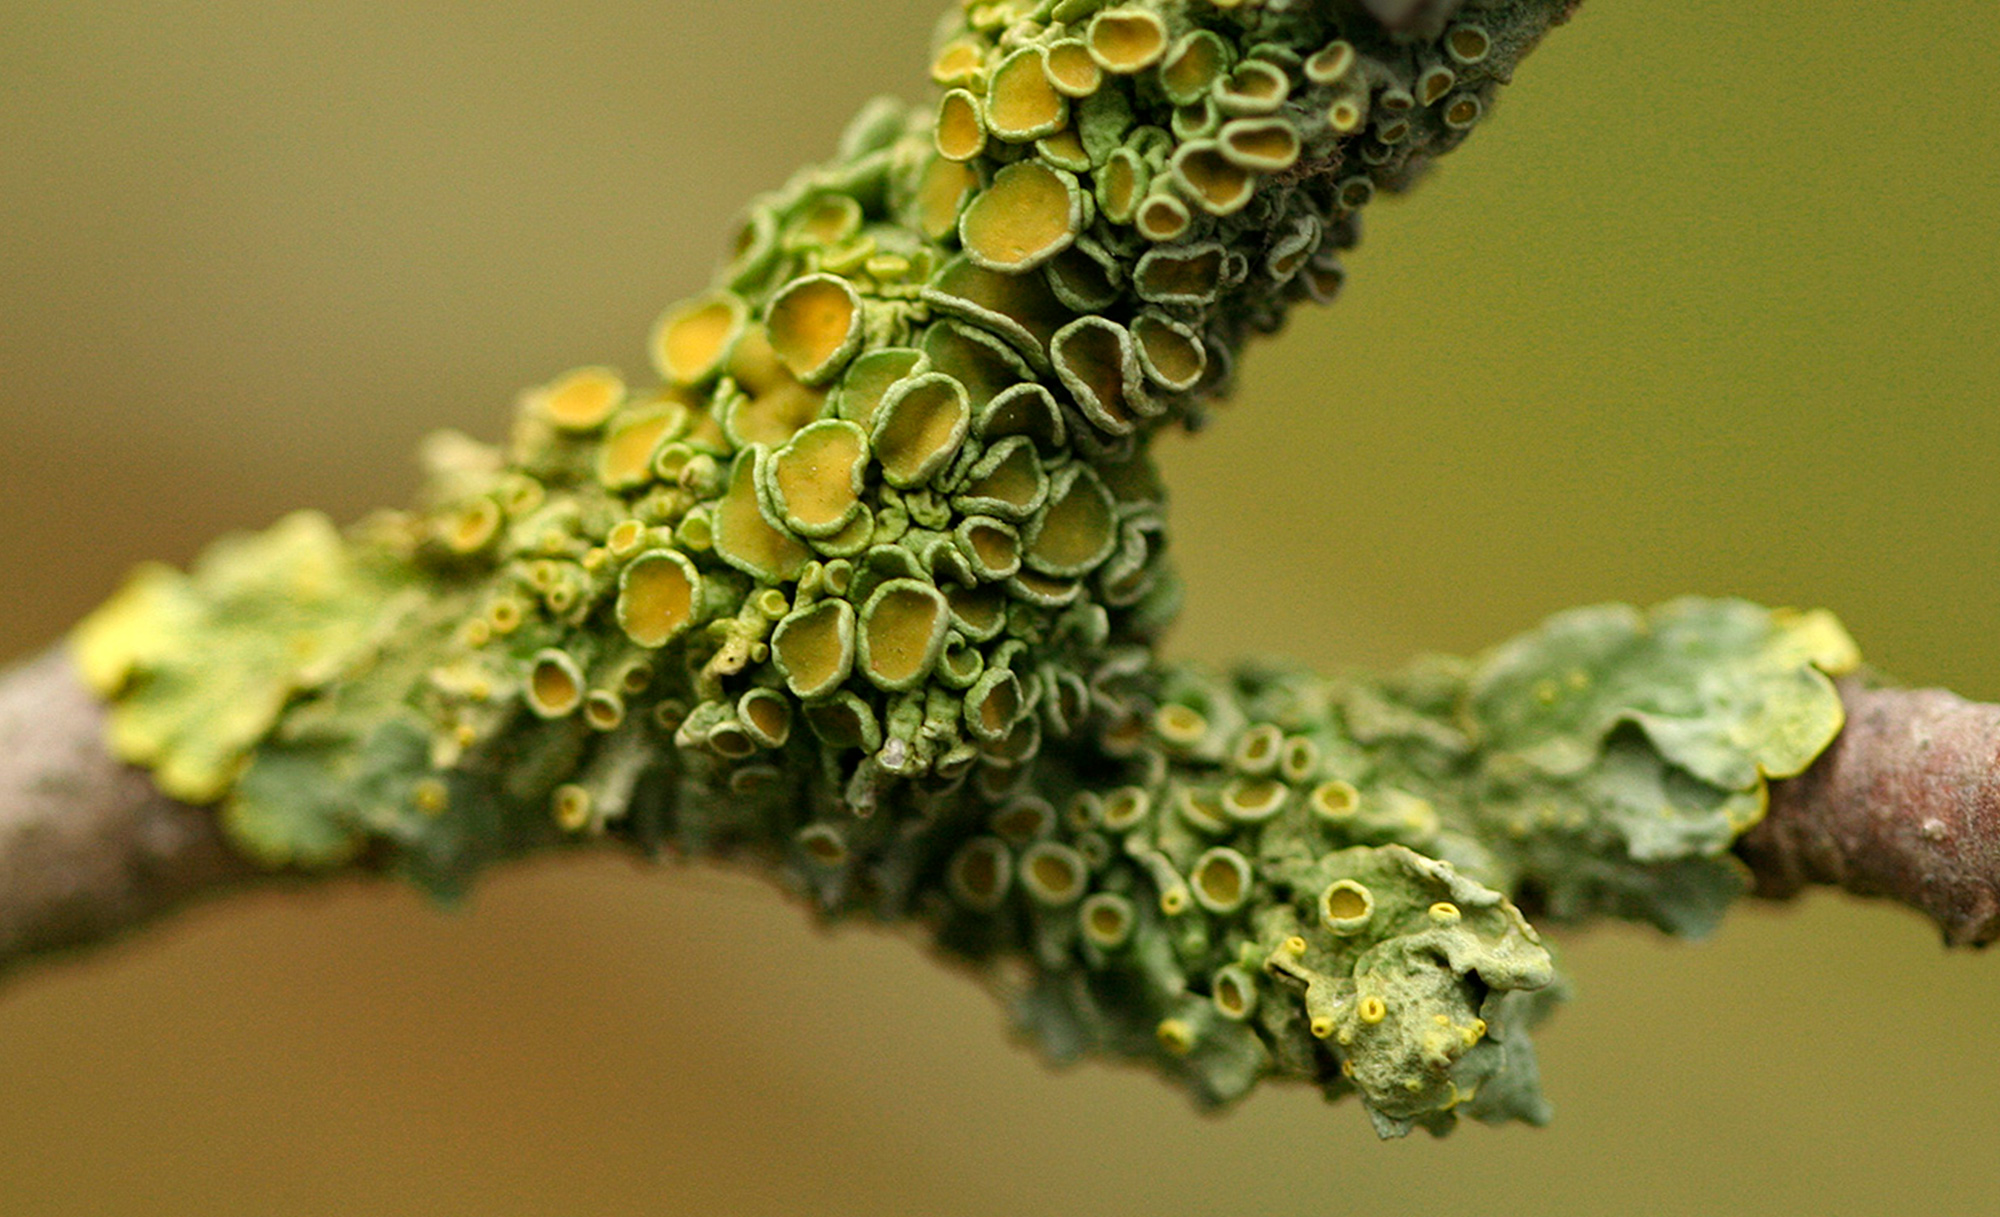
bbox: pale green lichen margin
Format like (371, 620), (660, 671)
(69, 0), (1858, 1136)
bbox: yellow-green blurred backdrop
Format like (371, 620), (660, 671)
(4, 1), (1998, 1212)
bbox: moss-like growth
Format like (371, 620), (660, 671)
(72, 0), (1859, 1138)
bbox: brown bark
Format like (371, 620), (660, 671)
(1741, 681), (2000, 947)
(0, 645), (266, 979)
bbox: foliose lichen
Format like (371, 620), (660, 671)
(71, 0), (1856, 1136)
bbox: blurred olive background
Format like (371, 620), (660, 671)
(4, 1), (1998, 1212)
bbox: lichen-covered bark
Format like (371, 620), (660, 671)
(65, 0), (1615, 1136)
(18, 0), (1982, 1140)
(74, 0), (1585, 889)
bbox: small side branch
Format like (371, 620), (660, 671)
(1741, 682), (2000, 946)
(0, 646), (265, 978)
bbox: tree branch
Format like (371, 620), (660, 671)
(0, 646), (267, 979)
(5, 642), (1997, 985)
(1742, 681), (2000, 947)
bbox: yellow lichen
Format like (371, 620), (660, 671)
(1080, 892), (1135, 949)
(1321, 879), (1375, 934)
(930, 37), (983, 86)
(615, 550), (701, 648)
(1159, 29), (1228, 104)
(1021, 842), (1086, 905)
(859, 579), (949, 689)
(1095, 149), (1146, 224)
(832, 347), (923, 429)
(772, 598), (855, 699)
(1219, 117), (1300, 172)
(1087, 8), (1168, 74)
(583, 691), (625, 731)
(1212, 966), (1256, 1020)
(1222, 777), (1286, 823)
(798, 824), (848, 867)
(1215, 60), (1287, 115)
(1042, 39), (1103, 98)
(1311, 779), (1361, 821)
(552, 784), (592, 832)
(438, 498), (502, 556)
(770, 420), (866, 535)
(1170, 140), (1255, 216)
(538, 366), (625, 432)
(1305, 39), (1356, 85)
(935, 88), (987, 162)
(948, 837), (1011, 910)
(652, 293), (745, 386)
(1051, 317), (1142, 434)
(1191, 847), (1251, 913)
(1446, 24), (1492, 65)
(712, 450), (810, 582)
(1418, 65), (1456, 106)
(958, 437), (1047, 518)
(598, 404), (686, 490)
(1101, 786), (1151, 832)
(739, 688), (792, 747)
(1025, 465), (1116, 575)
(985, 47), (1067, 141)
(526, 649), (585, 719)
(765, 274), (862, 386)
(1133, 192), (1190, 242)
(959, 517), (1020, 580)
(914, 156), (979, 241)
(1154, 704), (1208, 747)
(872, 373), (970, 487)
(958, 160), (1080, 271)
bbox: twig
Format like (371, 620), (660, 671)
(1742, 681), (2000, 947)
(5, 645), (1996, 982)
(0, 646), (266, 978)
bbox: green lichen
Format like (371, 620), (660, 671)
(73, 512), (428, 811)
(69, 0), (1857, 1135)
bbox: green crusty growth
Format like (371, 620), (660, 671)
(67, 0), (1858, 1137)
(73, 512), (420, 809)
(985, 598), (1851, 1132)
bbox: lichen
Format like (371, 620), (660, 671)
(69, 0), (1857, 1136)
